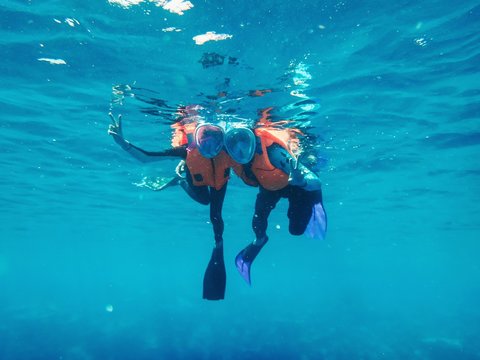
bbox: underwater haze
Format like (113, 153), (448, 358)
(1, 0), (480, 359)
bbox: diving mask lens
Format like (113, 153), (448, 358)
(224, 127), (256, 164)
(194, 124), (224, 158)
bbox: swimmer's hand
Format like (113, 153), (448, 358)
(175, 160), (186, 178)
(108, 113), (131, 149)
(108, 113), (124, 138)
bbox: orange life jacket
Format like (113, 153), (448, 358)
(251, 128), (297, 191)
(186, 149), (232, 190)
(233, 126), (301, 191)
(171, 120), (232, 190)
(231, 162), (258, 187)
(171, 120), (197, 147)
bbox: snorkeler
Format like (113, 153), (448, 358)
(108, 113), (234, 300)
(225, 125), (327, 285)
(108, 112), (326, 295)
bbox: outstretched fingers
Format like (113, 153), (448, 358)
(108, 113), (122, 127)
(109, 112), (116, 125)
(107, 113), (122, 135)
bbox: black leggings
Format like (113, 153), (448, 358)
(181, 168), (227, 244)
(252, 185), (323, 239)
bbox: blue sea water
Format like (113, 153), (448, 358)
(1, 0), (480, 359)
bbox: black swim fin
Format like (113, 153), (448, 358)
(203, 246), (226, 300)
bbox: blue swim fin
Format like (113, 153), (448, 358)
(235, 251), (252, 285)
(305, 202), (327, 240)
(203, 247), (226, 300)
(235, 237), (268, 285)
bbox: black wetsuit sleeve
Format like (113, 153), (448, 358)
(266, 143), (322, 191)
(130, 143), (188, 158)
(266, 143), (292, 174)
(123, 143), (188, 163)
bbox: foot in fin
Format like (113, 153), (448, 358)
(203, 246), (226, 300)
(234, 236), (268, 285)
(154, 176), (181, 191)
(235, 250), (252, 285)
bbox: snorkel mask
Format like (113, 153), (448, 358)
(194, 123), (225, 158)
(224, 126), (256, 164)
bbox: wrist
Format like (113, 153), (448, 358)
(122, 140), (132, 150)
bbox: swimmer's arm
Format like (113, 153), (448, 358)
(108, 113), (187, 162)
(267, 144), (322, 191)
(291, 163), (322, 191)
(122, 143), (187, 162)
